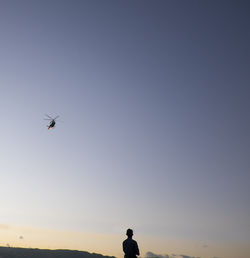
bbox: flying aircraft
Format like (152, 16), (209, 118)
(44, 114), (59, 129)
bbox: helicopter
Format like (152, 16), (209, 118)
(44, 114), (59, 129)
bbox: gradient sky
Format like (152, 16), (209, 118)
(0, 1), (250, 258)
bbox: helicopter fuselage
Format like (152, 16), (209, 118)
(48, 120), (56, 129)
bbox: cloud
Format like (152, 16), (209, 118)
(0, 224), (10, 230)
(145, 252), (170, 258)
(145, 252), (201, 258)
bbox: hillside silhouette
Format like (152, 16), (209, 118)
(0, 246), (116, 258)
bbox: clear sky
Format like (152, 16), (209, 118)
(0, 1), (249, 258)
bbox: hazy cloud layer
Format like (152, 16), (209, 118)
(145, 252), (220, 258)
(0, 224), (10, 230)
(145, 252), (201, 258)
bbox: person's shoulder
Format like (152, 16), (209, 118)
(127, 239), (137, 245)
(123, 238), (134, 244)
(123, 238), (129, 244)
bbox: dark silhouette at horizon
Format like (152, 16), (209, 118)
(0, 246), (116, 258)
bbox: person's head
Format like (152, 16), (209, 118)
(126, 228), (133, 238)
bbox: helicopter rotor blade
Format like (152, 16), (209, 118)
(45, 114), (53, 119)
(53, 115), (59, 120)
(44, 118), (52, 121)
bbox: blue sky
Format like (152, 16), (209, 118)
(0, 1), (250, 257)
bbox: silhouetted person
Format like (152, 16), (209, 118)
(123, 229), (140, 258)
